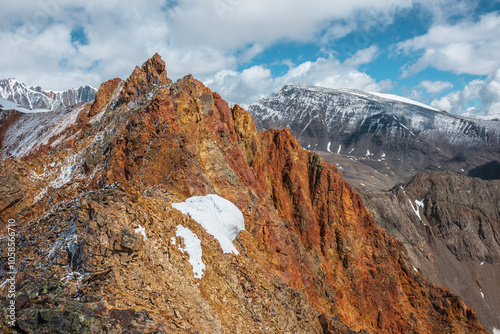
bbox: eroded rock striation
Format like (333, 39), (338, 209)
(0, 55), (486, 333)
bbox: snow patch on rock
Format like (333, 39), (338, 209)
(415, 199), (425, 209)
(409, 199), (426, 225)
(175, 225), (205, 279)
(60, 270), (87, 292)
(135, 225), (147, 240)
(172, 194), (245, 255)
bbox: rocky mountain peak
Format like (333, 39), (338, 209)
(88, 78), (123, 118)
(120, 53), (172, 104)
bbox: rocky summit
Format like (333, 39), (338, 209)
(0, 54), (487, 333)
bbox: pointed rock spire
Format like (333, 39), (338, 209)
(120, 53), (172, 104)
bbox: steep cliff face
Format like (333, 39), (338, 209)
(361, 172), (500, 333)
(0, 55), (486, 333)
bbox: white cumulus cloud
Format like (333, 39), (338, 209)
(398, 12), (500, 77)
(0, 0), (442, 92)
(419, 80), (453, 94)
(431, 68), (500, 116)
(0, 0), (496, 114)
(205, 50), (393, 103)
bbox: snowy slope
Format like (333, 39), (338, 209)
(245, 84), (500, 172)
(1, 105), (84, 160)
(0, 97), (51, 113)
(0, 78), (97, 112)
(368, 91), (441, 112)
(172, 194), (245, 255)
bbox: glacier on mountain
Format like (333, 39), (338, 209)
(0, 97), (51, 113)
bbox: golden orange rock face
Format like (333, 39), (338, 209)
(119, 53), (172, 104)
(88, 78), (123, 118)
(0, 55), (486, 333)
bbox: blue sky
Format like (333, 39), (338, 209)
(1, 0), (500, 116)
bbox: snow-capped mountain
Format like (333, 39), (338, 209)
(0, 78), (97, 112)
(245, 84), (500, 174)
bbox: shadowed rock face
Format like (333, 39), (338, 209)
(361, 171), (500, 333)
(468, 161), (500, 180)
(0, 55), (487, 333)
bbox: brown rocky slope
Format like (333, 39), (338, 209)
(361, 172), (500, 333)
(0, 54), (486, 333)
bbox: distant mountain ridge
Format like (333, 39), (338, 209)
(0, 78), (97, 112)
(245, 84), (500, 176)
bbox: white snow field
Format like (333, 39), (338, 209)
(172, 194), (245, 255)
